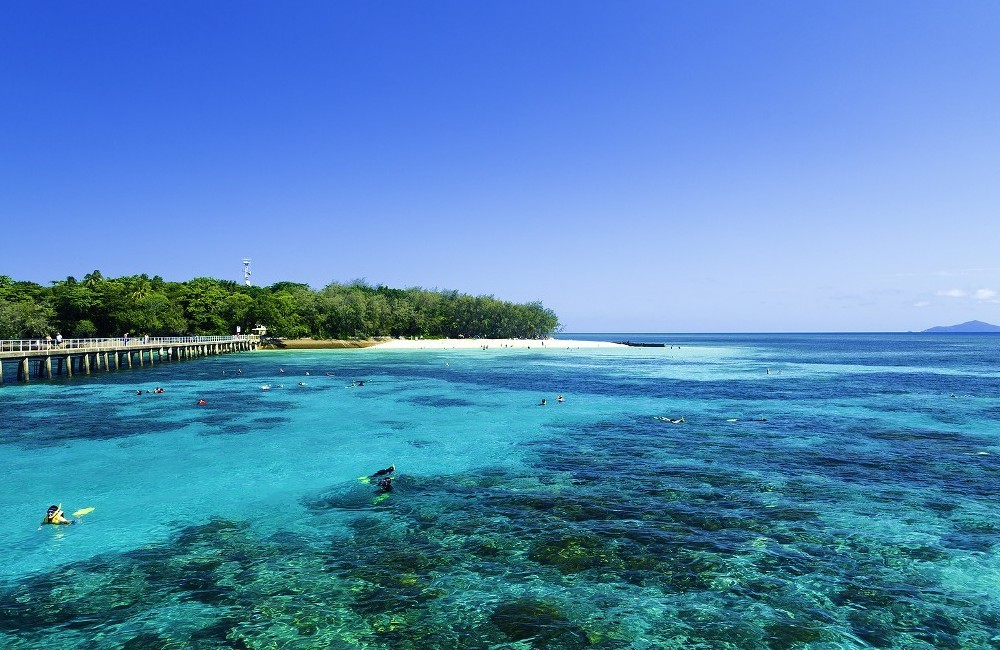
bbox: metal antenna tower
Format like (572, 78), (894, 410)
(242, 258), (252, 286)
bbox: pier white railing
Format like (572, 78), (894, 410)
(0, 335), (259, 354)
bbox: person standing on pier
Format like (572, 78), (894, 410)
(55, 332), (63, 348)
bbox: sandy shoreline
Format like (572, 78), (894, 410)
(267, 338), (623, 350)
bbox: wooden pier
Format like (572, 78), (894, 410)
(0, 335), (259, 385)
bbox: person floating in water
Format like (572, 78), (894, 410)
(197, 399), (207, 406)
(40, 504), (75, 527)
(539, 399), (547, 406)
(557, 395), (564, 403)
(367, 465), (395, 495)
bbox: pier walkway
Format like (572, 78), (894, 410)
(0, 335), (259, 385)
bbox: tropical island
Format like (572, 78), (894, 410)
(0, 272), (561, 343)
(923, 320), (1000, 333)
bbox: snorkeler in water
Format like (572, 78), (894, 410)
(40, 504), (75, 527)
(370, 464), (395, 479)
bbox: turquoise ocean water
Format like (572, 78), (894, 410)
(1, 333), (998, 649)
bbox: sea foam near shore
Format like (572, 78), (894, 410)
(371, 337), (623, 350)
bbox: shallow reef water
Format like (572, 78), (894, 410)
(2, 335), (1000, 648)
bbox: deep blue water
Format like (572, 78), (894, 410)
(1, 334), (998, 648)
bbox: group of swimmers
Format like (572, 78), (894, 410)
(234, 367), (368, 384)
(654, 415), (767, 424)
(538, 395), (565, 406)
(135, 387), (166, 395)
(41, 464), (399, 531)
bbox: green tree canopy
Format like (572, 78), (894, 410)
(0, 272), (561, 340)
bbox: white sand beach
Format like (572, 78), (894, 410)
(372, 338), (624, 350)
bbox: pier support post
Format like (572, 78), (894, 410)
(45, 357), (53, 379)
(64, 355), (73, 378)
(84, 354), (91, 375)
(20, 358), (29, 382)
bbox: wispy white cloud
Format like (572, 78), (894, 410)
(932, 287), (1000, 303)
(913, 300), (931, 308)
(974, 288), (999, 302)
(888, 267), (1000, 279)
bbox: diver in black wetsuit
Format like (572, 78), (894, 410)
(370, 464), (394, 479)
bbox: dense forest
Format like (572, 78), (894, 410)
(0, 272), (561, 341)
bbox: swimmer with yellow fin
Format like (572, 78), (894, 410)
(38, 504), (93, 529)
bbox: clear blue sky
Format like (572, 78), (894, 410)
(3, 2), (999, 332)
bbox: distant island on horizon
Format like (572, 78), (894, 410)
(923, 320), (1000, 333)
